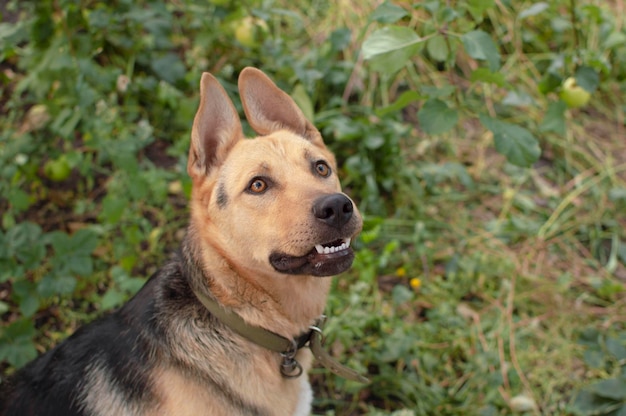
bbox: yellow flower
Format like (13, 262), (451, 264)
(396, 267), (407, 277)
(410, 277), (422, 289)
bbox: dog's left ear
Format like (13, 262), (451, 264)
(188, 72), (243, 180)
(238, 67), (324, 146)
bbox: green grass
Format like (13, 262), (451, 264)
(1, 0), (625, 414)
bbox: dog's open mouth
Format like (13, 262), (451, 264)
(269, 238), (355, 276)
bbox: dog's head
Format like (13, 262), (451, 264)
(187, 68), (362, 279)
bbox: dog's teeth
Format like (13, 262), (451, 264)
(316, 238), (352, 255)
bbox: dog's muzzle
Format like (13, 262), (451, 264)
(269, 193), (360, 276)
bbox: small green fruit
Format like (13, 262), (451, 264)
(233, 17), (268, 47)
(559, 77), (591, 109)
(44, 156), (71, 182)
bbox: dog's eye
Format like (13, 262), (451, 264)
(315, 161), (331, 177)
(248, 178), (268, 193)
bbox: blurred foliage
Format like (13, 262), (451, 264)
(1, 0), (625, 414)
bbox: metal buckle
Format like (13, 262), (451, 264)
(309, 324), (324, 341)
(280, 338), (303, 378)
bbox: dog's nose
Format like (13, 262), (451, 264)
(313, 194), (354, 229)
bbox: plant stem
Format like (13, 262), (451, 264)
(570, 0), (579, 52)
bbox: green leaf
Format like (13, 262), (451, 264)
(538, 72), (563, 94)
(362, 26), (422, 74)
(0, 319), (38, 367)
(68, 228), (99, 256)
(376, 90), (422, 116)
(12, 279), (38, 316)
(582, 347), (605, 368)
(502, 91), (534, 107)
(461, 30), (500, 72)
(100, 194), (128, 224)
(6, 222), (45, 269)
(420, 85), (456, 99)
(479, 115), (541, 167)
(604, 31), (626, 49)
(578, 327), (601, 347)
(426, 35), (449, 62)
(572, 389), (620, 414)
(575, 66), (600, 93)
(364, 135), (385, 150)
(0, 21), (28, 48)
(291, 84), (315, 123)
(151, 53), (186, 85)
(466, 0), (495, 22)
(418, 99), (459, 135)
(421, 1), (440, 14)
(19, 295), (40, 318)
(369, 1), (408, 23)
(440, 7), (460, 23)
(380, 328), (414, 362)
(606, 337), (626, 361)
(539, 100), (567, 136)
(362, 26), (420, 59)
(392, 285), (414, 305)
(329, 28), (352, 52)
(38, 273), (78, 297)
(7, 188), (31, 212)
(617, 404), (626, 416)
(119, 277), (146, 295)
(157, 80), (184, 108)
(58, 108), (83, 139)
(68, 256), (93, 276)
(470, 68), (507, 87)
(518, 2), (549, 19)
(327, 116), (363, 142)
(609, 188), (626, 202)
(101, 288), (126, 309)
(589, 378), (626, 401)
(46, 231), (70, 252)
(48, 229), (97, 277)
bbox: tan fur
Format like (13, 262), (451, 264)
(152, 349), (313, 416)
(79, 362), (146, 416)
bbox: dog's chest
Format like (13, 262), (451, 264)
(293, 377), (313, 416)
(152, 351), (314, 416)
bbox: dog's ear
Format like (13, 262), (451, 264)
(188, 73), (243, 180)
(238, 67), (323, 146)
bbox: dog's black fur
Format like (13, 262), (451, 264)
(0, 244), (265, 416)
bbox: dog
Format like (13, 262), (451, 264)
(0, 67), (363, 416)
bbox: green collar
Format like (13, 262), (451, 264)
(193, 289), (368, 383)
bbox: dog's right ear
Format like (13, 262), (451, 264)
(238, 67), (324, 147)
(188, 73), (243, 180)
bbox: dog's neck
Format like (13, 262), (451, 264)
(181, 228), (331, 338)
